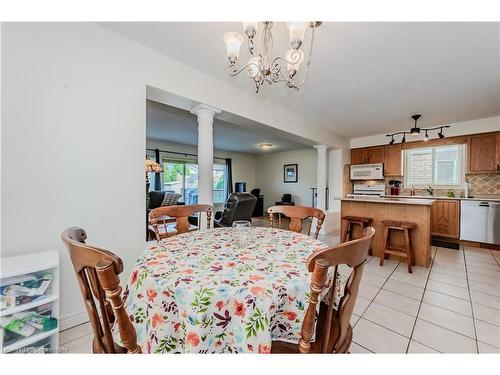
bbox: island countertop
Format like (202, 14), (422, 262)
(338, 196), (435, 206)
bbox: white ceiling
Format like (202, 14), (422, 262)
(102, 22), (500, 138)
(146, 100), (314, 154)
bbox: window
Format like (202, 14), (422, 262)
(404, 144), (464, 187)
(161, 159), (227, 204)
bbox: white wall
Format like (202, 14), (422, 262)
(255, 148), (317, 210)
(146, 138), (257, 192)
(350, 116), (500, 148)
(0, 23), (343, 329)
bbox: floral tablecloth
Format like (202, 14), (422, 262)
(114, 226), (327, 353)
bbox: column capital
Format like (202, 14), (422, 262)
(314, 144), (330, 152)
(190, 104), (222, 117)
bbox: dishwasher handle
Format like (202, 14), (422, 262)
(479, 202), (490, 207)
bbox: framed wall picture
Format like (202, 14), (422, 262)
(283, 163), (298, 183)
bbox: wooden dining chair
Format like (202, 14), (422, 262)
(61, 227), (141, 354)
(149, 204), (213, 240)
(272, 227), (375, 354)
(267, 205), (325, 239)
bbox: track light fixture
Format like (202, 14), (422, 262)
(386, 115), (450, 145)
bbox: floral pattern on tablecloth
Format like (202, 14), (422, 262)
(113, 226), (329, 353)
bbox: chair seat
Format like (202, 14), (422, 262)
(342, 216), (372, 224)
(381, 220), (416, 229)
(271, 302), (352, 354)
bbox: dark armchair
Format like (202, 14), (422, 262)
(215, 192), (257, 227)
(275, 193), (294, 206)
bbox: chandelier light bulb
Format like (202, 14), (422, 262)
(286, 22), (308, 49)
(223, 32), (244, 63)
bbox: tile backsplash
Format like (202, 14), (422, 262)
(466, 173), (500, 195)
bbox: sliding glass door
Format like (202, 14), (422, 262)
(162, 159), (226, 205)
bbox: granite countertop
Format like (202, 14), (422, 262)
(338, 196), (435, 206)
(381, 194), (500, 202)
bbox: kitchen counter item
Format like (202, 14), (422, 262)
(460, 200), (500, 245)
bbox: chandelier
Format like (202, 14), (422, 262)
(386, 115), (451, 144)
(223, 22), (321, 93)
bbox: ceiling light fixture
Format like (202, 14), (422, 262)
(223, 21), (321, 93)
(259, 143), (273, 150)
(386, 115), (450, 145)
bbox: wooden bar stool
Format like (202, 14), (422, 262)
(342, 216), (373, 255)
(379, 220), (416, 273)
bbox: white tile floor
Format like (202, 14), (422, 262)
(59, 233), (500, 354)
(349, 245), (500, 353)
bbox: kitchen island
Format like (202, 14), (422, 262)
(339, 196), (435, 268)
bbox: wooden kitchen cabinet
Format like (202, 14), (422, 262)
(431, 200), (460, 239)
(467, 133), (498, 173)
(384, 144), (402, 176)
(351, 148), (368, 165)
(351, 146), (385, 165)
(367, 146), (385, 164)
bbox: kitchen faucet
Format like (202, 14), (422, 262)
(426, 186), (433, 196)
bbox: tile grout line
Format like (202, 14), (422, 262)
(488, 248), (500, 269)
(405, 246), (437, 354)
(463, 246), (480, 353)
(351, 341), (375, 354)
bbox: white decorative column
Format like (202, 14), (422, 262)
(191, 104), (221, 230)
(315, 144), (329, 211)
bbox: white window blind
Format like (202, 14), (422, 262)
(405, 144), (463, 186)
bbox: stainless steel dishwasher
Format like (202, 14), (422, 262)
(460, 200), (500, 245)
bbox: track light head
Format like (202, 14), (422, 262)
(402, 134), (406, 143)
(389, 136), (395, 145)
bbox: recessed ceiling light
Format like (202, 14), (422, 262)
(259, 143), (273, 150)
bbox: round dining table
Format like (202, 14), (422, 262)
(114, 226), (327, 353)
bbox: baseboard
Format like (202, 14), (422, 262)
(60, 310), (89, 331)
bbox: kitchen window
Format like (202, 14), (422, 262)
(404, 144), (464, 188)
